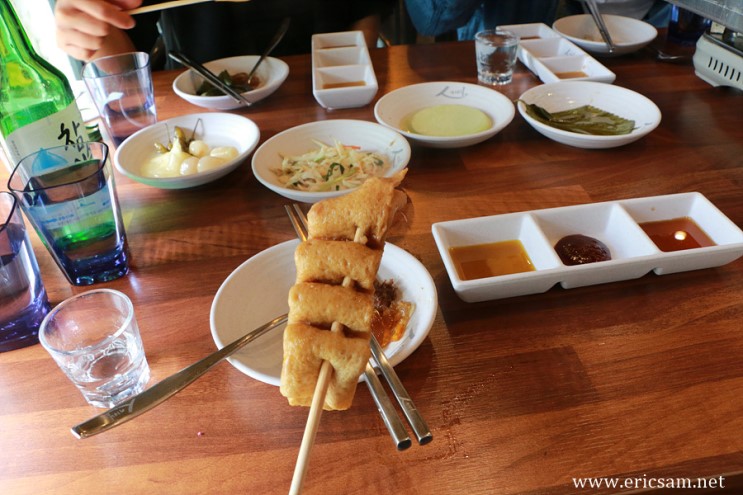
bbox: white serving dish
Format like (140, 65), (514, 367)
(251, 119), (410, 203)
(432, 192), (743, 303)
(311, 31), (378, 109)
(172, 55), (289, 110)
(374, 81), (515, 149)
(114, 113), (260, 189)
(517, 81), (661, 149)
(553, 14), (658, 56)
(499, 23), (616, 84)
(210, 239), (438, 386)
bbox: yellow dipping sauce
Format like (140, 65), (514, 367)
(403, 104), (492, 137)
(449, 240), (535, 281)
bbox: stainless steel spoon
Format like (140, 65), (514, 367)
(246, 17), (291, 86)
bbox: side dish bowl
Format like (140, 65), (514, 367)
(553, 14), (657, 56)
(517, 81), (661, 149)
(251, 119), (410, 203)
(114, 112), (260, 189)
(173, 55), (289, 110)
(374, 81), (515, 148)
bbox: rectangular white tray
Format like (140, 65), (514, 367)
(432, 192), (743, 302)
(311, 31), (378, 109)
(498, 22), (616, 84)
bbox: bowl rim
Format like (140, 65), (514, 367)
(552, 14), (658, 49)
(517, 80), (661, 141)
(114, 112), (260, 185)
(172, 55), (289, 102)
(373, 81), (516, 144)
(251, 118), (411, 201)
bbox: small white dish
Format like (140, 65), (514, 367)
(172, 55), (289, 110)
(312, 31), (378, 109)
(500, 23), (616, 84)
(553, 14), (658, 56)
(517, 81), (661, 149)
(432, 192), (743, 303)
(251, 119), (410, 203)
(114, 112), (260, 189)
(210, 239), (438, 386)
(374, 81), (515, 149)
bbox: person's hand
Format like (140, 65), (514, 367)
(55, 0), (141, 61)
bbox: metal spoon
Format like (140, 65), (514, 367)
(245, 17), (291, 86)
(584, 0), (616, 54)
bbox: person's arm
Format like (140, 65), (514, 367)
(350, 14), (382, 48)
(55, 0), (141, 61)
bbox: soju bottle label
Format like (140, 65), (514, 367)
(2, 102), (87, 171)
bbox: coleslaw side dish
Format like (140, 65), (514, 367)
(273, 140), (390, 191)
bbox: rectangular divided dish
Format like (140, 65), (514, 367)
(311, 31), (378, 109)
(498, 23), (616, 84)
(432, 193), (743, 302)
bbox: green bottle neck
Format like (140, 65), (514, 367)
(0, 0), (40, 62)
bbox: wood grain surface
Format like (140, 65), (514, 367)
(1, 39), (742, 495)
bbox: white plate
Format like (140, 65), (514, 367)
(553, 14), (657, 56)
(517, 81), (661, 149)
(374, 81), (515, 149)
(251, 119), (410, 203)
(172, 56), (289, 110)
(432, 192), (743, 303)
(210, 239), (438, 386)
(114, 113), (260, 189)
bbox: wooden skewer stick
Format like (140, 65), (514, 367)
(289, 227), (367, 495)
(126, 0), (249, 16)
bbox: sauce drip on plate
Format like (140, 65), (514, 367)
(449, 240), (535, 280)
(639, 217), (715, 252)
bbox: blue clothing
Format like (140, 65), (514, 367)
(404, 0), (559, 40)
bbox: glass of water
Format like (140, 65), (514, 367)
(39, 289), (150, 408)
(475, 29), (520, 85)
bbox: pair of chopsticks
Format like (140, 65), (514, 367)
(127, 0), (249, 16)
(284, 204), (431, 494)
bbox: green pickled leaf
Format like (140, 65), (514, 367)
(520, 101), (636, 136)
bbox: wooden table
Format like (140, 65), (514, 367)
(1, 41), (742, 495)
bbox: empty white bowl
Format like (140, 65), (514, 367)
(173, 56), (289, 110)
(374, 81), (515, 148)
(517, 81), (661, 149)
(553, 14), (657, 56)
(114, 112), (260, 189)
(251, 119), (410, 203)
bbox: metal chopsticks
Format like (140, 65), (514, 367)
(584, 0), (616, 53)
(167, 51), (253, 107)
(285, 203), (432, 446)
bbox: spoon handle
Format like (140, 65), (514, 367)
(70, 314), (288, 439)
(247, 17), (291, 84)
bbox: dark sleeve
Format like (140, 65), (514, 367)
(128, 1), (161, 54)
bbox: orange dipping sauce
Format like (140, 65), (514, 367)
(639, 217), (715, 252)
(449, 240), (535, 281)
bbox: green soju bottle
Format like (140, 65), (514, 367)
(0, 0), (87, 172)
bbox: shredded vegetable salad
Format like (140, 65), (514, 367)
(273, 140), (391, 192)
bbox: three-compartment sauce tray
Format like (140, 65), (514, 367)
(433, 192), (743, 302)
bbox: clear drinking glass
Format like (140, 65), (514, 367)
(82, 51), (157, 146)
(475, 29), (520, 85)
(0, 191), (51, 352)
(8, 141), (129, 286)
(39, 289), (150, 408)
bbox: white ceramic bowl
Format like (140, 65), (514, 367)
(173, 56), (289, 110)
(517, 81), (661, 149)
(251, 119), (410, 203)
(114, 113), (260, 189)
(553, 14), (657, 56)
(374, 81), (515, 148)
